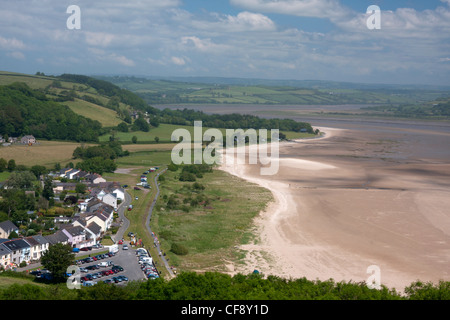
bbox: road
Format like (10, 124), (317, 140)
(144, 168), (175, 278)
(113, 191), (132, 243)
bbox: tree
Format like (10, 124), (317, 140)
(5, 171), (36, 189)
(132, 117), (150, 132)
(42, 176), (54, 204)
(154, 136), (160, 143)
(0, 158), (7, 172)
(7, 159), (16, 172)
(117, 122), (129, 133)
(75, 183), (87, 195)
(30, 165), (47, 179)
(40, 243), (75, 282)
(132, 136), (138, 144)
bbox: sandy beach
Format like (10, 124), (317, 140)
(219, 125), (450, 292)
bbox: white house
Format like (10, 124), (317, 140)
(0, 221), (19, 239)
(100, 193), (117, 209)
(24, 235), (49, 262)
(112, 188), (125, 201)
(62, 226), (86, 248)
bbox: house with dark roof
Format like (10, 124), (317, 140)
(2, 239), (31, 266)
(0, 242), (12, 270)
(24, 235), (49, 262)
(0, 221), (19, 239)
(44, 230), (69, 246)
(62, 226), (88, 248)
(21, 135), (36, 145)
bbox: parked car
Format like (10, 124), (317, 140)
(83, 281), (96, 287)
(103, 279), (113, 284)
(122, 244), (128, 250)
(117, 275), (128, 282)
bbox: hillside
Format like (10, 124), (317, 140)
(95, 75), (450, 106)
(0, 82), (102, 142)
(0, 72), (143, 128)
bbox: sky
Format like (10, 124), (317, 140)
(0, 0), (449, 85)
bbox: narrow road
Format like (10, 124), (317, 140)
(113, 191), (132, 243)
(144, 168), (175, 278)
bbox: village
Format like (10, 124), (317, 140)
(0, 165), (127, 271)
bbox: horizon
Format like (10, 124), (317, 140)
(1, 1), (449, 86)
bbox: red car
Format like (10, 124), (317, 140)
(118, 240), (123, 244)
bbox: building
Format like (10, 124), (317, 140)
(0, 241), (12, 270)
(62, 226), (87, 248)
(21, 135), (36, 145)
(24, 235), (49, 262)
(0, 221), (19, 239)
(44, 230), (69, 246)
(2, 239), (31, 266)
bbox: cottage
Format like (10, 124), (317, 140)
(2, 239), (31, 266)
(0, 241), (12, 270)
(85, 174), (106, 184)
(62, 226), (86, 248)
(0, 220), (19, 239)
(44, 230), (69, 246)
(21, 135), (36, 145)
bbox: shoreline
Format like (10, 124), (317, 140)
(217, 126), (447, 292)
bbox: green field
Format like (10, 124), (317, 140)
(97, 75), (450, 106)
(151, 168), (272, 272)
(64, 99), (123, 127)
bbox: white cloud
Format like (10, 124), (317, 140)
(0, 36), (26, 50)
(230, 0), (352, 21)
(110, 54), (135, 67)
(85, 32), (116, 47)
(224, 11), (276, 31)
(7, 51), (25, 60)
(171, 56), (186, 65)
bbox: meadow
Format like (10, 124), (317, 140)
(0, 141), (92, 167)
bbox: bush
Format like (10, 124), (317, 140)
(170, 243), (189, 256)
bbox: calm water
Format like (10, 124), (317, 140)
(155, 104), (450, 161)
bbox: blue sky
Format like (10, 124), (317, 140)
(0, 0), (449, 85)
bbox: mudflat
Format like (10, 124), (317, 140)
(220, 122), (450, 292)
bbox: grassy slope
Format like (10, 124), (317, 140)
(0, 71), (125, 127)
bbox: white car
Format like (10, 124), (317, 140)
(123, 244), (129, 250)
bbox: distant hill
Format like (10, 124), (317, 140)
(94, 75), (450, 106)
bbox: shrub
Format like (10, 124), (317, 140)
(170, 243), (189, 256)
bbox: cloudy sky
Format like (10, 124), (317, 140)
(1, 0), (449, 85)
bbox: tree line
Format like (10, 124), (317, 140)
(0, 82), (103, 142)
(0, 269), (448, 300)
(145, 107), (315, 133)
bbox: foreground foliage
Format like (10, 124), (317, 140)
(0, 271), (448, 300)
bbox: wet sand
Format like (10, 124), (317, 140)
(219, 124), (450, 292)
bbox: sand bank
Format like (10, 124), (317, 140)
(219, 126), (450, 292)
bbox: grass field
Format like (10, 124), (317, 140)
(0, 141), (91, 167)
(0, 172), (11, 182)
(151, 168), (272, 273)
(64, 99), (123, 127)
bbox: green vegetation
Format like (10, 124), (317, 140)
(0, 271), (448, 300)
(361, 96), (450, 119)
(0, 82), (102, 142)
(97, 75), (449, 106)
(152, 167), (272, 272)
(40, 243), (75, 282)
